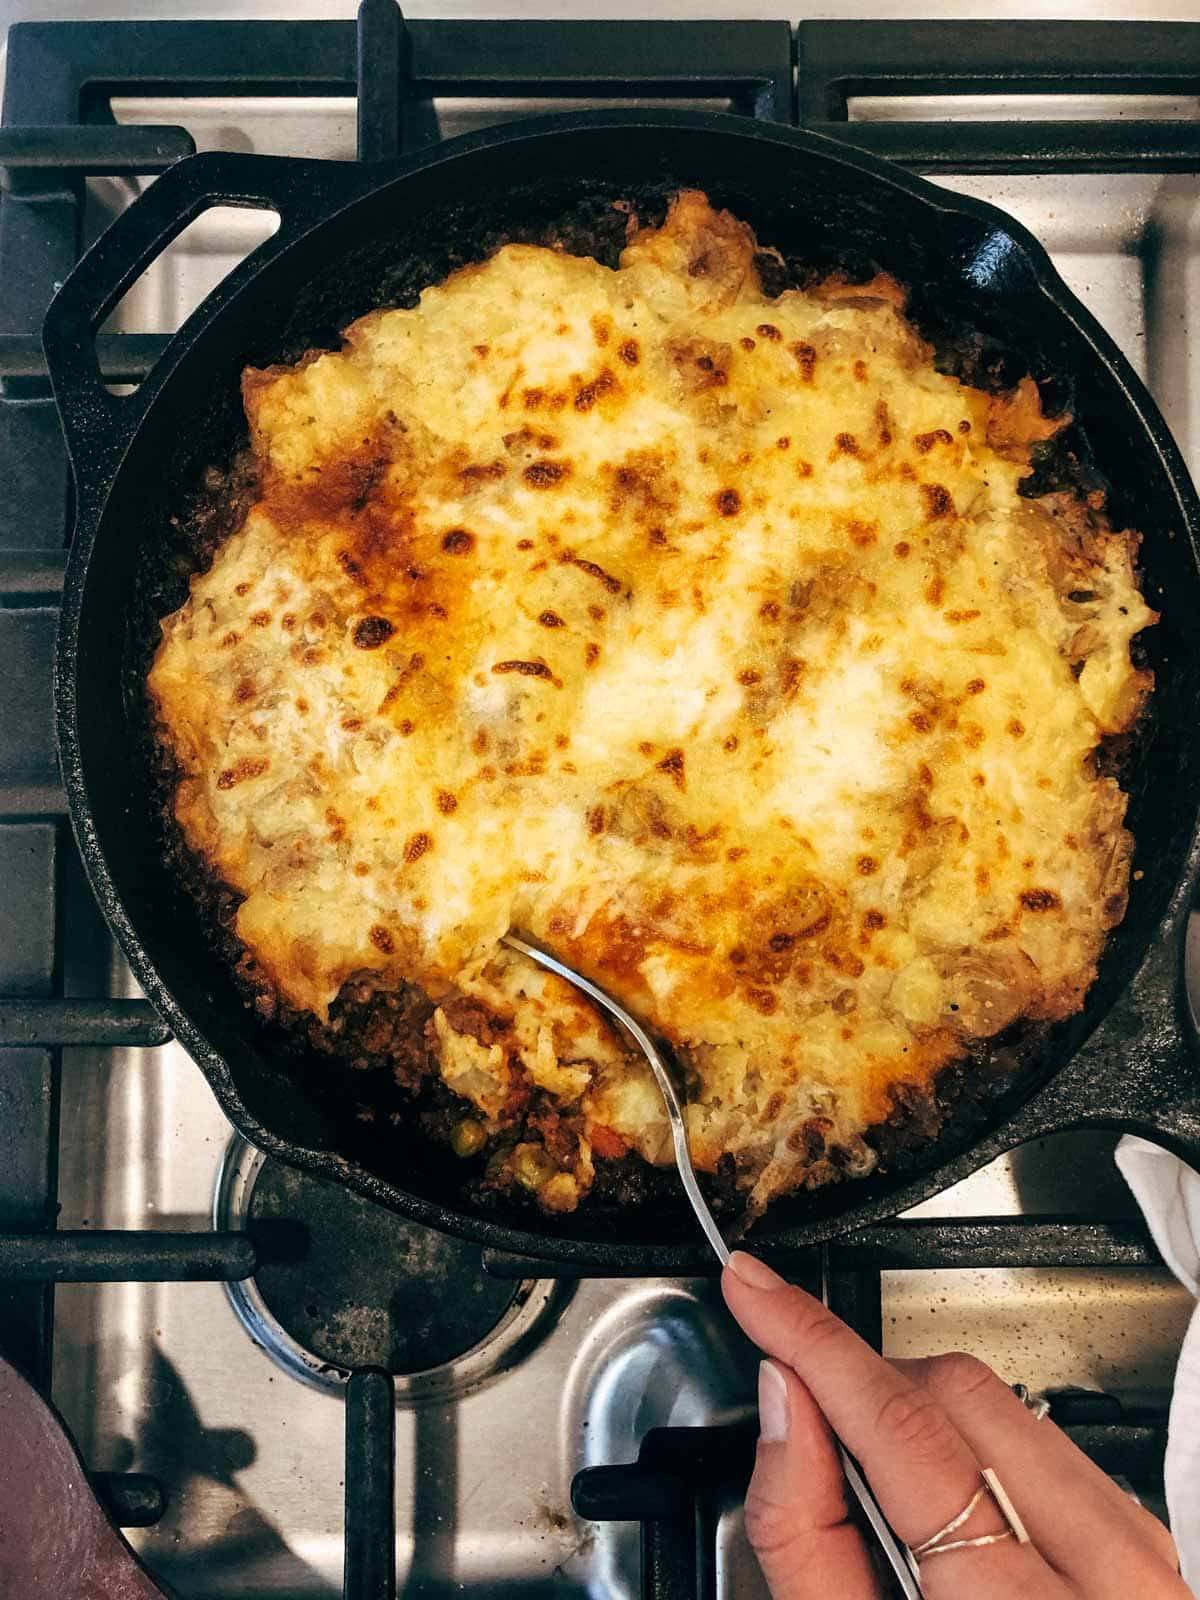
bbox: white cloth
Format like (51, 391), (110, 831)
(1115, 1134), (1200, 1590)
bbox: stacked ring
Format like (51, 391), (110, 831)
(911, 1469), (1033, 1563)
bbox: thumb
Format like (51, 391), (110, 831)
(746, 1360), (881, 1600)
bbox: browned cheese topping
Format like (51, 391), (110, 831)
(149, 192), (1155, 1216)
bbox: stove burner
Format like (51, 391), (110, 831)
(251, 1159), (521, 1373)
(214, 1137), (559, 1399)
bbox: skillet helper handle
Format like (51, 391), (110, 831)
(1126, 907), (1200, 1168)
(41, 149), (366, 517)
(994, 891), (1200, 1172)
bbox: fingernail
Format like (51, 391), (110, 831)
(728, 1250), (785, 1290)
(758, 1360), (790, 1443)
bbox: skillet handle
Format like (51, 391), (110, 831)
(998, 894), (1200, 1171)
(41, 150), (371, 525)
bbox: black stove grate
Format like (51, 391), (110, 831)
(572, 1398), (1171, 1600)
(2, 6), (1197, 1596)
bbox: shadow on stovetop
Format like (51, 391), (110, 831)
(119, 1346), (333, 1600)
(101, 1344), (592, 1598)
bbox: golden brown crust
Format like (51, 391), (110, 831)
(147, 191), (1156, 1219)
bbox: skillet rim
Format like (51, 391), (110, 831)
(48, 107), (1200, 1268)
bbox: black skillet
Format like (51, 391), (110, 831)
(42, 111), (1200, 1271)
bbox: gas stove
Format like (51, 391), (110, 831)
(1, 6), (1197, 1597)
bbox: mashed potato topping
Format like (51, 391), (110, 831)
(149, 192), (1154, 1215)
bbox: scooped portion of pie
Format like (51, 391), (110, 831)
(148, 190), (1154, 1219)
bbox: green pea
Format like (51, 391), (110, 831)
(450, 1119), (487, 1158)
(511, 1142), (557, 1191)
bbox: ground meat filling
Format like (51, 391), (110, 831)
(147, 190), (1154, 1224)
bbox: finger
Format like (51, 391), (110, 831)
(745, 1360), (881, 1600)
(723, 1254), (1062, 1599)
(895, 1355), (1166, 1528)
(896, 1354), (1186, 1587)
(723, 1255), (999, 1542)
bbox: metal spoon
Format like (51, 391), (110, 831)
(501, 931), (729, 1262)
(502, 930), (924, 1600)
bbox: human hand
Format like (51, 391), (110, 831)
(722, 1251), (1186, 1599)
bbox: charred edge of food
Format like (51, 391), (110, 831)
(130, 182), (1149, 1228)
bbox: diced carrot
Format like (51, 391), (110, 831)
(589, 1124), (630, 1160)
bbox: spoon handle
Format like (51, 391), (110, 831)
(500, 932), (922, 1596)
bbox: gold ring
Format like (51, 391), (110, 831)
(910, 1468), (1032, 1563)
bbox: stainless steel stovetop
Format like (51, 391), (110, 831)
(4, 6), (1199, 1596)
(49, 986), (1194, 1597)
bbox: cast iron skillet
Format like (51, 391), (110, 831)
(43, 110), (1200, 1270)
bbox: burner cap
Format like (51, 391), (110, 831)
(249, 1160), (519, 1374)
(215, 1138), (558, 1398)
